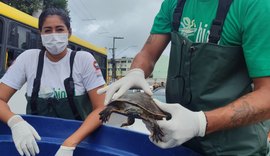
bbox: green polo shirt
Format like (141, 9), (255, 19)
(151, 0), (270, 78)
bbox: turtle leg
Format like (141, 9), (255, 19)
(120, 109), (139, 127)
(120, 116), (135, 127)
(144, 118), (164, 142)
(99, 106), (116, 123)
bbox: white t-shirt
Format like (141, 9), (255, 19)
(1, 48), (105, 99)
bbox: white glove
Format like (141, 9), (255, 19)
(7, 115), (41, 156)
(149, 99), (207, 149)
(97, 68), (152, 104)
(55, 146), (75, 156)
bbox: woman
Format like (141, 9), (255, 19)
(0, 8), (105, 156)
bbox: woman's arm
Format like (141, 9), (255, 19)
(61, 85), (105, 147)
(0, 83), (17, 122)
(0, 82), (41, 155)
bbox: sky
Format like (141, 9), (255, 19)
(67, 0), (170, 59)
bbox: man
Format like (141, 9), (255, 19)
(98, 0), (270, 155)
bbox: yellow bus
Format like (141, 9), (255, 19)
(0, 2), (108, 81)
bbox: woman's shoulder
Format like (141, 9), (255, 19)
(16, 49), (42, 60)
(74, 50), (95, 60)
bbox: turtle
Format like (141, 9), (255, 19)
(99, 91), (171, 142)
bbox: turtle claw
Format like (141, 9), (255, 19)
(99, 108), (112, 123)
(145, 119), (164, 142)
(151, 124), (164, 142)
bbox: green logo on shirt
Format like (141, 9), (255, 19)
(180, 17), (210, 43)
(53, 88), (67, 99)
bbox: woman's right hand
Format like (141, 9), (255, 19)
(7, 115), (41, 156)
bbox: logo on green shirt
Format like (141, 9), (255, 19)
(180, 17), (210, 43)
(53, 88), (67, 99)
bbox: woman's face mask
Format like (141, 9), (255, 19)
(41, 33), (68, 55)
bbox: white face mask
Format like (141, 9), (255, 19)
(41, 33), (68, 55)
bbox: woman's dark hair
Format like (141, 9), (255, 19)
(38, 8), (71, 32)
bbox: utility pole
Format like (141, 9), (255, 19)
(111, 36), (124, 82)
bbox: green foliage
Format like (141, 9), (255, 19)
(43, 0), (69, 15)
(43, 0), (68, 11)
(1, 0), (43, 15)
(1, 0), (69, 15)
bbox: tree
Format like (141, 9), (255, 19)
(43, 0), (68, 11)
(0, 0), (69, 16)
(1, 0), (43, 15)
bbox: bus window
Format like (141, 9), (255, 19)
(8, 23), (38, 50)
(6, 48), (23, 68)
(76, 47), (82, 51)
(0, 19), (3, 44)
(8, 23), (19, 47)
(68, 43), (76, 50)
(6, 23), (35, 69)
(92, 53), (107, 80)
(26, 31), (41, 49)
(93, 53), (104, 66)
(80, 47), (88, 52)
(0, 19), (3, 72)
(101, 56), (107, 77)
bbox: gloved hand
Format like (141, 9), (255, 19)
(55, 146), (75, 156)
(97, 68), (152, 104)
(7, 115), (41, 156)
(149, 99), (207, 149)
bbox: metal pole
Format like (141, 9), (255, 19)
(112, 38), (116, 82)
(111, 37), (124, 82)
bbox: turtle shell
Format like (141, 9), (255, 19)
(110, 92), (168, 118)
(101, 91), (171, 142)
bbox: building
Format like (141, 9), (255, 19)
(108, 55), (169, 85)
(108, 57), (133, 83)
(150, 54), (169, 85)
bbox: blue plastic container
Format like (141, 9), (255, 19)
(0, 115), (200, 156)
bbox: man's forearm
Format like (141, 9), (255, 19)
(205, 88), (270, 134)
(131, 52), (156, 78)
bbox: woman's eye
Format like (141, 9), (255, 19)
(44, 30), (51, 33)
(57, 29), (64, 32)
